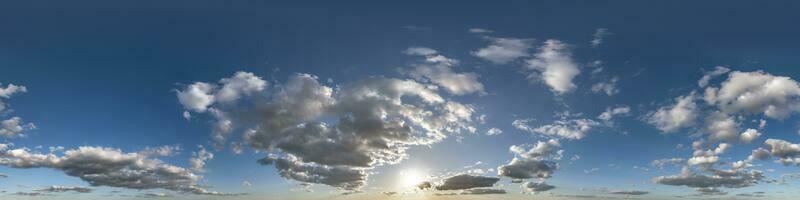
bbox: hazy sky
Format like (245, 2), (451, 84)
(2, 1), (800, 199)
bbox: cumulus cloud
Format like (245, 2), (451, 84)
(525, 40), (580, 94)
(705, 71), (800, 119)
(522, 181), (555, 192)
(434, 174), (500, 190)
(0, 83), (27, 99)
(176, 82), (216, 113)
(0, 83), (27, 114)
(486, 128), (503, 136)
(514, 118), (601, 140)
(739, 129), (761, 144)
(189, 146), (214, 172)
(498, 140), (561, 180)
(182, 72), (477, 190)
(687, 143), (730, 166)
(705, 112), (739, 142)
(591, 77), (619, 96)
(0, 145), (227, 195)
(0, 117), (36, 138)
(473, 37), (533, 64)
(259, 156), (366, 190)
(698, 66), (731, 87)
(646, 93), (698, 133)
(758, 139), (800, 165)
(177, 71), (268, 113)
(405, 47), (486, 95)
(591, 28), (610, 47)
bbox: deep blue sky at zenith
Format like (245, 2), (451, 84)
(2, 1), (800, 199)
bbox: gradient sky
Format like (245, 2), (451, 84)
(2, 1), (800, 199)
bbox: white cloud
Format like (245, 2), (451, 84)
(189, 146), (214, 172)
(473, 37), (533, 64)
(698, 66), (731, 87)
(598, 105), (631, 125)
(706, 71), (800, 119)
(759, 139), (800, 165)
(591, 77), (619, 96)
(651, 158), (685, 169)
(468, 28), (493, 34)
(705, 112), (739, 142)
(739, 129), (761, 144)
(646, 93), (698, 133)
(0, 117), (35, 138)
(486, 128), (503, 136)
(182, 111), (191, 121)
(687, 143), (730, 166)
(177, 72), (268, 113)
(514, 118), (601, 140)
(0, 83), (27, 99)
(525, 40), (580, 94)
(215, 71), (268, 103)
(591, 28), (610, 48)
(406, 47), (485, 95)
(176, 82), (216, 112)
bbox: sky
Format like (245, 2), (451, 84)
(1, 0), (800, 199)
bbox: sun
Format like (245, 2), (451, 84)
(397, 169), (427, 189)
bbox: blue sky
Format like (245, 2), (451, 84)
(1, 1), (800, 199)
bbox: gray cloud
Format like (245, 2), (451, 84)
(0, 117), (36, 138)
(35, 185), (92, 193)
(434, 174), (500, 190)
(459, 188), (506, 195)
(180, 72), (478, 190)
(260, 156), (367, 190)
(654, 167), (763, 189)
(0, 144), (229, 195)
(522, 181), (555, 192)
(498, 140), (561, 180)
(759, 139), (800, 165)
(608, 190), (649, 195)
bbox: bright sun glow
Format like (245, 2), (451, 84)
(397, 169), (426, 189)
